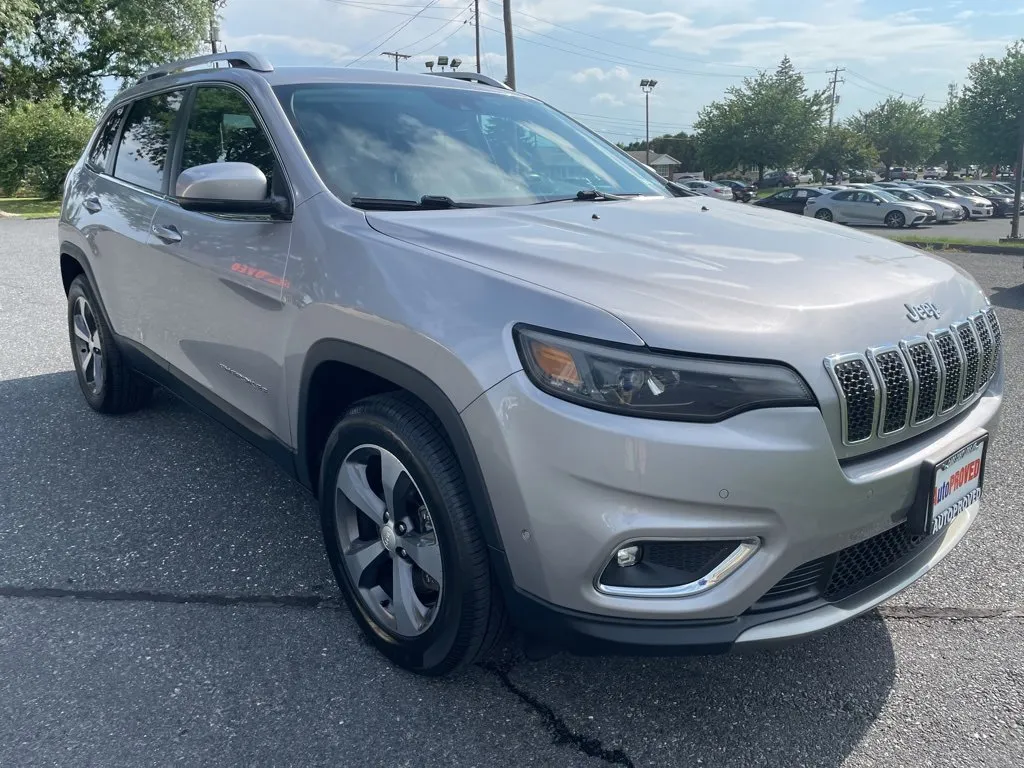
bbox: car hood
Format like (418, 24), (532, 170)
(364, 196), (987, 366)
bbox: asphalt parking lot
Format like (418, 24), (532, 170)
(1, 218), (1023, 768)
(874, 215), (1021, 242)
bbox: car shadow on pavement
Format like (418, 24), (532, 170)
(988, 283), (1024, 310)
(0, 370), (897, 768)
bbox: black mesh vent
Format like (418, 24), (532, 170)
(906, 342), (939, 422)
(972, 315), (994, 383)
(642, 540), (737, 574)
(825, 523), (928, 600)
(935, 333), (962, 411)
(751, 558), (829, 612)
(834, 359), (876, 442)
(956, 324), (980, 398)
(873, 350), (910, 433)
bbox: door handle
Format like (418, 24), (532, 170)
(152, 224), (182, 244)
(83, 197), (102, 213)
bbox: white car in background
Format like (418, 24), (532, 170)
(804, 188), (934, 228)
(678, 179), (734, 201)
(913, 183), (994, 219)
(885, 186), (964, 223)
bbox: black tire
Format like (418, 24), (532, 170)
(67, 275), (152, 413)
(319, 391), (507, 676)
(814, 208), (834, 222)
(884, 210), (906, 229)
(961, 205), (971, 220)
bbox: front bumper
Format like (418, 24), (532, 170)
(463, 367), (1002, 646)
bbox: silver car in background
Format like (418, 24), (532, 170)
(678, 179), (734, 201)
(805, 188), (934, 227)
(914, 183), (994, 219)
(886, 186), (963, 223)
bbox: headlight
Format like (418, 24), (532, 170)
(514, 326), (817, 422)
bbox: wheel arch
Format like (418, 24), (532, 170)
(297, 339), (507, 553)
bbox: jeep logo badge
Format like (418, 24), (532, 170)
(905, 302), (941, 322)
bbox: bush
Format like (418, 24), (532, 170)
(0, 98), (95, 199)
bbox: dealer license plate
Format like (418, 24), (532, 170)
(927, 437), (986, 536)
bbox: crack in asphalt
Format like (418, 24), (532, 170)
(481, 659), (635, 768)
(0, 585), (341, 609)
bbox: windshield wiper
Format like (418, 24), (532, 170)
(349, 195), (490, 211)
(532, 189), (642, 205)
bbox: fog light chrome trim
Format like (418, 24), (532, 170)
(595, 538), (760, 598)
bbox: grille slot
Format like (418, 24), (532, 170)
(869, 348), (911, 435)
(828, 358), (877, 443)
(932, 331), (963, 412)
(954, 322), (980, 398)
(826, 309), (1000, 448)
(903, 341), (939, 423)
(972, 314), (995, 384)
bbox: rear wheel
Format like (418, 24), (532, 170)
(814, 208), (834, 222)
(319, 392), (506, 676)
(67, 275), (152, 413)
(884, 210), (906, 228)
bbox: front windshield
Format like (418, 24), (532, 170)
(274, 83), (672, 205)
(872, 189), (901, 203)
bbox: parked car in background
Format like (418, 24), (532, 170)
(761, 170), (798, 188)
(884, 167), (918, 181)
(752, 185), (825, 215)
(678, 179), (734, 201)
(715, 179), (756, 202)
(805, 188), (933, 227)
(950, 182), (1022, 218)
(923, 167), (943, 180)
(818, 184), (849, 192)
(914, 183), (994, 219)
(987, 181), (1018, 196)
(885, 187), (963, 223)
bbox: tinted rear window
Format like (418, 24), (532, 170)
(113, 90), (184, 192)
(87, 106), (127, 173)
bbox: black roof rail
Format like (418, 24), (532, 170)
(428, 71), (512, 90)
(137, 51), (274, 84)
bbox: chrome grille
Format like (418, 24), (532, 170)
(826, 308), (999, 446)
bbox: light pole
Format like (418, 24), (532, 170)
(640, 79), (657, 166)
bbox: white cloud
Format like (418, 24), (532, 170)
(591, 92), (624, 107)
(570, 65), (630, 83)
(226, 33), (351, 63)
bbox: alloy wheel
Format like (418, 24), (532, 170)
(815, 209), (833, 222)
(335, 444), (443, 637)
(72, 296), (104, 393)
(884, 211), (905, 228)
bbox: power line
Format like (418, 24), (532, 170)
(400, 4), (472, 53)
(847, 70), (945, 104)
(409, 17), (470, 56)
(344, 0), (440, 66)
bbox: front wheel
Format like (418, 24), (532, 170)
(884, 210), (906, 228)
(319, 392), (507, 676)
(814, 208), (834, 222)
(67, 275), (152, 413)
(961, 205), (971, 220)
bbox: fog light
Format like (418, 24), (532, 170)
(616, 545), (641, 567)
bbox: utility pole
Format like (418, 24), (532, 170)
(380, 51), (411, 71)
(1008, 110), (1024, 241)
(502, 0), (516, 90)
(826, 67), (845, 129)
(209, 0), (221, 54)
(474, 0), (481, 74)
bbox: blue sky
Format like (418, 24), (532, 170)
(221, 0), (1020, 145)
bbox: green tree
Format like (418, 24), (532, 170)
(0, 96), (93, 197)
(808, 126), (876, 183)
(693, 57), (826, 181)
(930, 84), (967, 178)
(0, 0), (219, 110)
(848, 96), (937, 173)
(961, 41), (1024, 167)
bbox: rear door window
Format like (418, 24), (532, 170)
(87, 106), (127, 173)
(113, 90), (185, 193)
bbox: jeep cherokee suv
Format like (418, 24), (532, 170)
(59, 52), (1003, 676)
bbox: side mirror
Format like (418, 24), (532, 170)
(875, 200), (881, 205)
(176, 162), (290, 218)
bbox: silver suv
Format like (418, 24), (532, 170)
(60, 52), (1003, 675)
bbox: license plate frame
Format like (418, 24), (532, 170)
(910, 433), (989, 537)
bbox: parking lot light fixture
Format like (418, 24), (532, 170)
(640, 79), (657, 166)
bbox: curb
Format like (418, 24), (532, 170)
(896, 240), (1024, 256)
